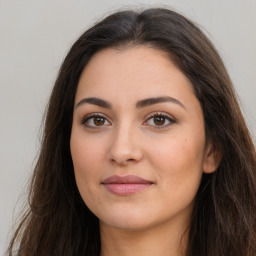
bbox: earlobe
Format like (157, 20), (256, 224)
(203, 143), (222, 174)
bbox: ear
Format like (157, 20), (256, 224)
(203, 142), (222, 174)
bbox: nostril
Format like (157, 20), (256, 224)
(108, 138), (143, 165)
(110, 157), (136, 165)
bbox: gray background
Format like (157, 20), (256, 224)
(1, 0), (255, 254)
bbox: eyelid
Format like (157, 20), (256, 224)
(81, 112), (112, 128)
(80, 111), (176, 129)
(143, 112), (176, 128)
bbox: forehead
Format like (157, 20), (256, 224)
(76, 46), (196, 106)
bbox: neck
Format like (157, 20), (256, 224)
(100, 218), (189, 256)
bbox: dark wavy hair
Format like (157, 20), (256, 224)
(8, 7), (256, 256)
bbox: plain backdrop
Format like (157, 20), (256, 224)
(1, 0), (255, 254)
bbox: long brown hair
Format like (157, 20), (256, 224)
(7, 8), (256, 256)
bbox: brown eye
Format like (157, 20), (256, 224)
(144, 114), (175, 129)
(153, 116), (165, 125)
(94, 117), (105, 126)
(82, 114), (111, 128)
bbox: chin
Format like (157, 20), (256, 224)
(101, 217), (154, 232)
(98, 206), (156, 231)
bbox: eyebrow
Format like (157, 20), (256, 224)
(75, 96), (185, 110)
(76, 97), (112, 109)
(136, 96), (185, 109)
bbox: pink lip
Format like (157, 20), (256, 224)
(102, 175), (153, 195)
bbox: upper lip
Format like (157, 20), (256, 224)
(102, 175), (153, 184)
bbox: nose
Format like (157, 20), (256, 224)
(107, 123), (143, 166)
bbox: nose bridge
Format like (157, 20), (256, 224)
(108, 120), (142, 164)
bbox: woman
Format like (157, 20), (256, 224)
(8, 8), (256, 256)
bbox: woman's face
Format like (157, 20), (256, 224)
(70, 46), (216, 232)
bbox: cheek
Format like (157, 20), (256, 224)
(71, 142), (97, 172)
(150, 135), (204, 167)
(70, 130), (108, 174)
(149, 132), (205, 195)
(70, 131), (105, 201)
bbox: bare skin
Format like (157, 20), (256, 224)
(100, 210), (189, 256)
(70, 46), (219, 256)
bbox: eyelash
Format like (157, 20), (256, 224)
(81, 113), (111, 128)
(143, 112), (176, 129)
(81, 112), (176, 129)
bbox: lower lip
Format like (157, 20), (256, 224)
(103, 183), (152, 195)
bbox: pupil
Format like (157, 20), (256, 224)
(154, 116), (165, 125)
(94, 117), (104, 126)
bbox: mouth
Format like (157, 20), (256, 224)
(101, 175), (154, 196)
